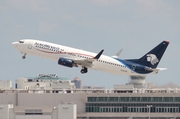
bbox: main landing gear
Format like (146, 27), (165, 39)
(22, 54), (26, 59)
(81, 67), (88, 74)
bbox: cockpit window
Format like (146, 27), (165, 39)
(19, 40), (24, 43)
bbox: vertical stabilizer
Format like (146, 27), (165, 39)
(138, 40), (169, 68)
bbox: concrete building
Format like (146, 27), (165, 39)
(71, 77), (82, 89)
(0, 80), (12, 89)
(15, 74), (75, 90)
(0, 87), (180, 118)
(1, 75), (180, 118)
(0, 104), (13, 119)
(58, 103), (77, 119)
(0, 103), (76, 119)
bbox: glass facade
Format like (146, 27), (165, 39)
(86, 97), (180, 113)
(88, 97), (180, 102)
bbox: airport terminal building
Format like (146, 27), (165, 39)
(0, 74), (180, 119)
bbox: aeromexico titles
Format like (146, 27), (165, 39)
(12, 39), (169, 76)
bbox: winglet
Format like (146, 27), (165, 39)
(94, 49), (104, 59)
(112, 49), (123, 58)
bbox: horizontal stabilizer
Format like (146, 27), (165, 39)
(145, 67), (167, 71)
(156, 68), (167, 71)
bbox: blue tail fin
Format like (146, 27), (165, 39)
(128, 41), (169, 68)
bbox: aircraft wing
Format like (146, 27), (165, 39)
(71, 49), (104, 67)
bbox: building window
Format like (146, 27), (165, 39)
(15, 84), (17, 89)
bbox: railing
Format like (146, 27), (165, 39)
(0, 88), (180, 94)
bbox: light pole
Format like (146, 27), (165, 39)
(147, 105), (152, 119)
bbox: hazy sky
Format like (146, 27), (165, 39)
(1, 0), (180, 88)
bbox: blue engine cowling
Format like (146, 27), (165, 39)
(58, 58), (74, 68)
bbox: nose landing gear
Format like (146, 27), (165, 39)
(22, 54), (26, 59)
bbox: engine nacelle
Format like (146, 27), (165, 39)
(58, 58), (74, 68)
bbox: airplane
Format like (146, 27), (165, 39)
(12, 39), (169, 76)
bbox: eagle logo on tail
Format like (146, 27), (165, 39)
(146, 54), (159, 65)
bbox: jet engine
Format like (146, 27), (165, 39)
(58, 58), (74, 68)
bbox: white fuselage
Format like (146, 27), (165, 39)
(12, 39), (147, 76)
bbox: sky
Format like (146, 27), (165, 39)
(0, 0), (180, 88)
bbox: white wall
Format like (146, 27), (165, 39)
(0, 93), (16, 105)
(0, 104), (13, 119)
(16, 115), (51, 119)
(52, 108), (58, 119)
(58, 104), (77, 119)
(17, 93), (85, 113)
(0, 80), (12, 89)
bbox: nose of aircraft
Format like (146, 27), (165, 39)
(12, 42), (18, 47)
